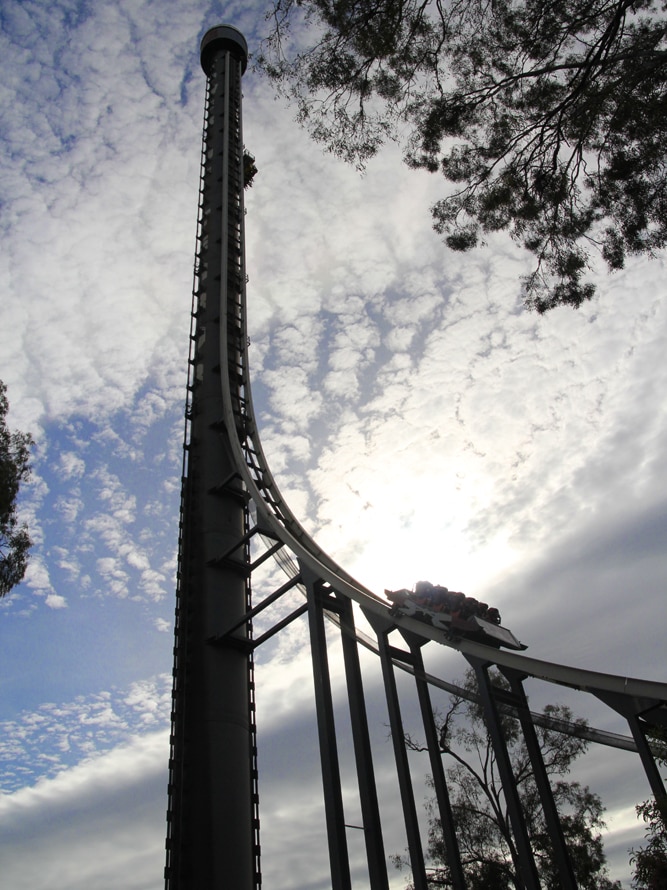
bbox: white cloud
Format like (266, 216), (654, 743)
(45, 593), (68, 609)
(0, 732), (169, 890)
(59, 452), (86, 480)
(0, 677), (172, 793)
(23, 556), (53, 593)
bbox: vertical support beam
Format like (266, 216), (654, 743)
(466, 656), (541, 890)
(403, 633), (466, 890)
(364, 610), (429, 890)
(304, 572), (352, 890)
(627, 715), (667, 803)
(338, 595), (390, 890)
(501, 668), (578, 890)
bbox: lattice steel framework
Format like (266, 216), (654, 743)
(165, 24), (667, 890)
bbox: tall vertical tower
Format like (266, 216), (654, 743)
(165, 25), (258, 890)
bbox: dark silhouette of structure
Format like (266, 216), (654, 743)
(165, 25), (258, 890)
(165, 24), (667, 890)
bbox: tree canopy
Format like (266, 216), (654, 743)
(396, 669), (622, 888)
(259, 0), (667, 311)
(0, 380), (33, 596)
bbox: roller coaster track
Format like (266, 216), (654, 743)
(247, 531), (665, 756)
(167, 27), (667, 890)
(213, 140), (667, 890)
(213, 229), (667, 888)
(216, 182), (667, 742)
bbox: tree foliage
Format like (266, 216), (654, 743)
(259, 0), (667, 310)
(396, 669), (621, 888)
(630, 728), (667, 889)
(0, 380), (33, 596)
(631, 797), (667, 889)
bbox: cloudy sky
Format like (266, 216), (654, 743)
(1, 1), (666, 887)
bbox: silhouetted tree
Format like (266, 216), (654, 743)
(630, 729), (667, 889)
(394, 669), (622, 888)
(0, 380), (33, 596)
(631, 798), (667, 889)
(260, 0), (667, 311)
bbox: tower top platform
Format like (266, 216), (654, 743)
(200, 25), (248, 76)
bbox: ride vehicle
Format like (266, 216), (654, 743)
(385, 581), (527, 651)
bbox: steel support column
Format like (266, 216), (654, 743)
(365, 610), (429, 890)
(402, 632), (467, 890)
(627, 715), (667, 803)
(501, 668), (578, 889)
(466, 656), (541, 890)
(337, 594), (390, 890)
(304, 571), (352, 890)
(595, 691), (667, 803)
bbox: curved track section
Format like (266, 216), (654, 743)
(218, 263), (667, 723)
(221, 294), (667, 889)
